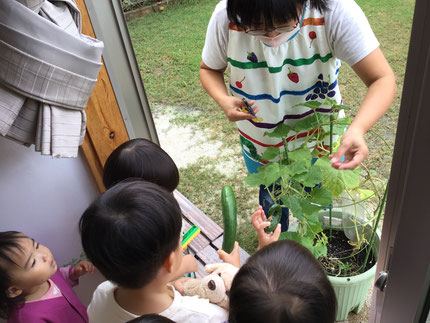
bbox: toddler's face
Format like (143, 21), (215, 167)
(6, 237), (57, 293)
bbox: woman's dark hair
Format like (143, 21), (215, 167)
(229, 240), (337, 323)
(80, 180), (183, 289)
(0, 231), (27, 318)
(227, 0), (329, 30)
(103, 138), (179, 192)
(127, 313), (175, 323)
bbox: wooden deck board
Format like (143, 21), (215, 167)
(175, 190), (250, 278)
(174, 190), (223, 241)
(181, 219), (210, 253)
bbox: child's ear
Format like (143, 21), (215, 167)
(163, 251), (176, 274)
(6, 286), (22, 298)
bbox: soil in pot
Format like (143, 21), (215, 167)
(318, 229), (376, 277)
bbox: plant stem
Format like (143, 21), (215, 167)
(361, 182), (389, 273)
(329, 114), (334, 155)
(329, 111), (334, 239)
(362, 164), (382, 200)
(346, 190), (361, 245)
(282, 138), (289, 164)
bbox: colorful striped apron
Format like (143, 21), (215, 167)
(227, 3), (343, 173)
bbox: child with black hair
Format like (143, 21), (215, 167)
(127, 313), (175, 323)
(200, 0), (396, 231)
(191, 206), (335, 323)
(103, 138), (197, 278)
(80, 180), (228, 323)
(103, 138), (179, 192)
(0, 231), (93, 322)
(228, 239), (337, 323)
(218, 206), (336, 323)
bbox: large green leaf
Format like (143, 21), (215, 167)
(264, 163), (282, 186)
(311, 242), (328, 258)
(323, 98), (337, 107)
(284, 159), (308, 177)
(333, 117), (351, 134)
(322, 98), (353, 111)
(288, 146), (313, 165)
(299, 188), (332, 216)
(294, 101), (322, 110)
(316, 114), (331, 127)
(306, 213), (324, 236)
(264, 124), (292, 138)
(245, 163), (282, 187)
(279, 232), (327, 258)
(343, 167), (360, 189)
(293, 164), (323, 187)
(262, 146), (280, 161)
(300, 199), (321, 216)
(311, 187), (333, 207)
(280, 195), (303, 220)
(244, 171), (266, 187)
(292, 114), (319, 132)
(321, 116), (351, 134)
(245, 163), (281, 186)
(279, 231), (302, 243)
(315, 157), (360, 197)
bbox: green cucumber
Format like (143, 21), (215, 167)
(221, 186), (237, 253)
(264, 203), (282, 233)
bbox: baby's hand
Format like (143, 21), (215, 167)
(71, 260), (95, 280)
(252, 206), (281, 249)
(217, 241), (240, 268)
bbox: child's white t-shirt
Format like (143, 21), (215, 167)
(202, 0), (379, 69)
(87, 281), (228, 323)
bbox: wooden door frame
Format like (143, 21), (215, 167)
(76, 0), (158, 192)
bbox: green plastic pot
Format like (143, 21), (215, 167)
(318, 209), (379, 321)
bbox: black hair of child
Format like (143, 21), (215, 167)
(103, 138), (179, 192)
(227, 0), (329, 30)
(228, 240), (337, 323)
(79, 180), (183, 289)
(127, 313), (175, 323)
(0, 231), (27, 317)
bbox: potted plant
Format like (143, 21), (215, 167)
(244, 99), (388, 321)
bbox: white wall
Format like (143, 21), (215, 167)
(0, 136), (105, 307)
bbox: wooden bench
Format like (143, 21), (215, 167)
(174, 190), (250, 278)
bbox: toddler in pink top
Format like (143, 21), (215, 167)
(0, 231), (94, 322)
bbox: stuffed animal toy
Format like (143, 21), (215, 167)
(183, 262), (239, 310)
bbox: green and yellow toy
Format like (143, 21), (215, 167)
(181, 225), (200, 251)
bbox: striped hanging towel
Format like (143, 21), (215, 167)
(0, 0), (103, 157)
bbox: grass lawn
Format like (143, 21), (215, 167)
(127, 0), (415, 254)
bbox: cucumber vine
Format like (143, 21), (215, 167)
(244, 98), (388, 276)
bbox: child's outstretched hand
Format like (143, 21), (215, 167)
(252, 206), (281, 249)
(70, 260), (95, 281)
(182, 254), (198, 274)
(173, 254), (198, 281)
(330, 127), (369, 170)
(218, 241), (240, 268)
